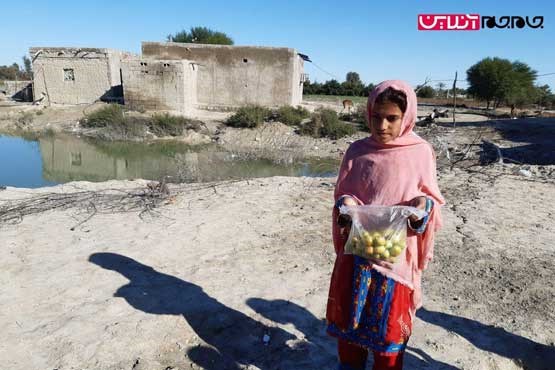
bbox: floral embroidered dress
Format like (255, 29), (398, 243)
(327, 200), (434, 354)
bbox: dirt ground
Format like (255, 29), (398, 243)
(1, 103), (555, 369)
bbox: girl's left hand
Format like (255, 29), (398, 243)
(368, 256), (394, 270)
(408, 196), (427, 222)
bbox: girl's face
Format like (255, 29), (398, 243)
(370, 101), (404, 143)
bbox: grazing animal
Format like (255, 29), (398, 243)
(510, 104), (517, 119)
(342, 99), (354, 113)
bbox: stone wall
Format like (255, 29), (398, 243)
(141, 42), (303, 109)
(0, 80), (33, 101)
(29, 47), (130, 105)
(121, 58), (197, 114)
(28, 43), (303, 111)
(291, 55), (304, 106)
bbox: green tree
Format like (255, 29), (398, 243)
(0, 61), (32, 81)
(467, 57), (512, 108)
(303, 75), (373, 97)
(346, 72), (361, 84)
(466, 57), (537, 109)
(534, 84), (553, 108)
(0, 63), (21, 80)
(22, 55), (32, 77)
(416, 86), (436, 98)
(454, 87), (467, 97)
(302, 79), (313, 94)
(342, 71), (365, 96)
(167, 26), (234, 45)
(505, 61), (538, 108)
(322, 79), (342, 95)
(362, 83), (375, 97)
(303, 79), (324, 95)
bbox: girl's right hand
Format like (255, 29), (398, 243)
(336, 196), (358, 238)
(335, 196), (358, 226)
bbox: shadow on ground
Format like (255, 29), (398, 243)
(417, 308), (555, 370)
(90, 252), (484, 369)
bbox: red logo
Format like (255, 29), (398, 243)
(418, 14), (480, 31)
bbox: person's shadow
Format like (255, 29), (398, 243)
(89, 253), (460, 369)
(89, 252), (336, 369)
(417, 307), (555, 370)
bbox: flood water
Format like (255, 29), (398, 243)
(0, 134), (339, 188)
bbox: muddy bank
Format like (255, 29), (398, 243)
(0, 100), (493, 163)
(0, 103), (369, 160)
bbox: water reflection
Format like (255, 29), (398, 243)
(0, 134), (339, 188)
(40, 136), (185, 183)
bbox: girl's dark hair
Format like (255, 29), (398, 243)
(374, 87), (407, 113)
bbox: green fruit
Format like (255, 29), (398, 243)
(390, 246), (403, 257)
(374, 236), (386, 247)
(363, 235), (373, 247)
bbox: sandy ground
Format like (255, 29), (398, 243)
(1, 103), (555, 369)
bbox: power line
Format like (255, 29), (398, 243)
(307, 61), (341, 81)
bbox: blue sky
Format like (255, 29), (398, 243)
(1, 0), (553, 89)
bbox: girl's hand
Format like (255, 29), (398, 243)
(341, 197), (358, 207)
(408, 196), (427, 222)
(368, 257), (394, 270)
(339, 222), (351, 241)
(335, 196), (357, 227)
(337, 213), (352, 241)
(336, 197), (357, 240)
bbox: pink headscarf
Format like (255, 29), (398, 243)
(331, 80), (445, 313)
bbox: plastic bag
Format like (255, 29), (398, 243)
(339, 204), (427, 263)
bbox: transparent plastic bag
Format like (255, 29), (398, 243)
(339, 204), (428, 263)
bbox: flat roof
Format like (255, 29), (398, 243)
(142, 41), (296, 54)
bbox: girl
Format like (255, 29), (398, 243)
(326, 80), (444, 370)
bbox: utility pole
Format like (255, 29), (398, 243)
(452, 71), (457, 127)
